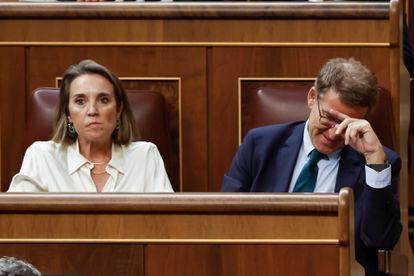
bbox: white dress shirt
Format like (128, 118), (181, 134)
(288, 120), (391, 192)
(8, 140), (173, 192)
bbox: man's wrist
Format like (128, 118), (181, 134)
(364, 147), (387, 164)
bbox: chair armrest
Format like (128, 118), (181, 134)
(378, 250), (408, 276)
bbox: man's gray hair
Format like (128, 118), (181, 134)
(314, 57), (378, 109)
(0, 256), (41, 276)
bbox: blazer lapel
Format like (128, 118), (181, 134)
(272, 123), (305, 192)
(335, 146), (363, 192)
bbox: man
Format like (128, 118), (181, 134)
(0, 256), (41, 276)
(221, 58), (402, 275)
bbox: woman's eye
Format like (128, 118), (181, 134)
(101, 97), (110, 104)
(74, 98), (85, 105)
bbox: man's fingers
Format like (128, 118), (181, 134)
(335, 118), (353, 135)
(328, 108), (348, 122)
(343, 120), (371, 146)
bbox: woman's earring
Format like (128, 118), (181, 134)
(116, 119), (121, 130)
(68, 122), (76, 135)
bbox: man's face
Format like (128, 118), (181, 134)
(307, 87), (369, 154)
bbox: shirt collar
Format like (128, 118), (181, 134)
(66, 141), (126, 175)
(108, 144), (125, 174)
(67, 141), (89, 175)
(303, 120), (341, 161)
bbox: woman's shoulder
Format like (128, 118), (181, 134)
(27, 140), (60, 152)
(22, 141), (64, 163)
(123, 141), (158, 152)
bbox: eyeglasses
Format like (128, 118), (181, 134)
(317, 96), (342, 125)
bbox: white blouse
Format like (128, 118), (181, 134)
(8, 141), (174, 192)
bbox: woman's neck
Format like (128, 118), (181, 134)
(78, 139), (112, 163)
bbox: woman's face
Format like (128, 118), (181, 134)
(68, 73), (121, 145)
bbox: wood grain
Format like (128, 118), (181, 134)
(0, 47), (25, 192)
(0, 243), (144, 276)
(0, 3), (390, 19)
(0, 19), (389, 43)
(0, 191), (361, 275)
(25, 46), (207, 192)
(208, 47), (391, 192)
(146, 244), (339, 276)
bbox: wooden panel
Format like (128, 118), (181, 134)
(146, 244), (339, 276)
(0, 243), (144, 276)
(0, 213), (340, 240)
(9, 46), (207, 192)
(164, 19), (390, 44)
(0, 193), (344, 241)
(0, 1), (407, 273)
(0, 3), (391, 44)
(123, 79), (180, 190)
(0, 47), (25, 192)
(0, 3), (400, 196)
(209, 47), (391, 192)
(0, 19), (390, 43)
(0, 191), (359, 274)
(0, 3), (390, 19)
(0, 193), (342, 240)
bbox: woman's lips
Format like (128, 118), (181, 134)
(86, 122), (101, 127)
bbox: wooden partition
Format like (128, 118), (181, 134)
(0, 1), (408, 193)
(0, 189), (362, 275)
(0, 0), (411, 270)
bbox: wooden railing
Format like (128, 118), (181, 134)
(0, 189), (362, 275)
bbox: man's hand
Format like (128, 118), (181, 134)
(329, 109), (387, 164)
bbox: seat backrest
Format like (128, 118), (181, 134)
(26, 87), (177, 189)
(241, 84), (395, 150)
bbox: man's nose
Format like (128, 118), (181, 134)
(327, 126), (342, 140)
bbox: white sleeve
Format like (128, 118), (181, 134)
(365, 165), (391, 189)
(7, 144), (48, 192)
(145, 144), (174, 192)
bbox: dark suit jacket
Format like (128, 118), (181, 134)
(221, 121), (402, 275)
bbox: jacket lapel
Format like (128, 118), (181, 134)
(272, 123), (305, 192)
(335, 146), (363, 192)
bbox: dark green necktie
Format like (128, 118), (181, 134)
(293, 149), (325, 192)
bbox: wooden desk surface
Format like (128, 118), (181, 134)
(0, 189), (362, 275)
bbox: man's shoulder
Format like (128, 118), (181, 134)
(247, 121), (305, 140)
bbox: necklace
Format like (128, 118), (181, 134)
(91, 164), (108, 175)
(91, 170), (108, 175)
(90, 160), (109, 175)
(91, 161), (107, 165)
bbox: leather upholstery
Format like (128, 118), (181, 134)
(242, 85), (394, 149)
(26, 87), (175, 188)
(27, 87), (60, 145)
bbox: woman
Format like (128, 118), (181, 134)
(8, 60), (173, 192)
